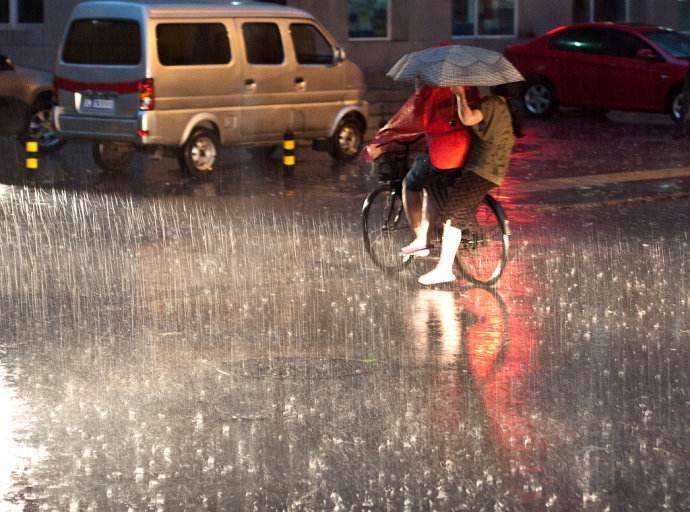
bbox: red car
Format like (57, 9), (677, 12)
(504, 23), (689, 122)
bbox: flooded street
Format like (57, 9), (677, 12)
(0, 113), (689, 511)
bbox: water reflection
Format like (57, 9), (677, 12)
(0, 182), (687, 510)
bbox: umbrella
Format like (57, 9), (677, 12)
(387, 44), (524, 87)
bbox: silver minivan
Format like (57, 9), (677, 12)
(54, 0), (368, 176)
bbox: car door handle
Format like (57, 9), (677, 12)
(244, 78), (256, 91)
(295, 77), (306, 90)
(295, 77), (305, 83)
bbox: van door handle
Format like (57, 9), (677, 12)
(295, 77), (306, 90)
(244, 78), (256, 91)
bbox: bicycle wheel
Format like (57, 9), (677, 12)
(456, 195), (509, 286)
(362, 186), (413, 273)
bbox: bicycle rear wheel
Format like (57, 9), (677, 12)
(362, 186), (413, 273)
(456, 195), (509, 286)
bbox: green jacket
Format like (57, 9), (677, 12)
(464, 96), (515, 186)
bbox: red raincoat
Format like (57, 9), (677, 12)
(365, 86), (475, 170)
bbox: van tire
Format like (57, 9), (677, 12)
(92, 141), (135, 172)
(329, 116), (364, 161)
(179, 128), (220, 177)
(22, 96), (64, 153)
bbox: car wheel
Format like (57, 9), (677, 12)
(24, 98), (64, 153)
(523, 79), (557, 117)
(178, 128), (220, 177)
(92, 141), (135, 172)
(670, 90), (684, 124)
(329, 117), (364, 161)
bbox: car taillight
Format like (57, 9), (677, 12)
(139, 78), (155, 111)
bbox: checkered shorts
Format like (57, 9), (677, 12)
(426, 171), (495, 230)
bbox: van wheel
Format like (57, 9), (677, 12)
(329, 117), (364, 161)
(24, 97), (64, 153)
(179, 128), (220, 177)
(92, 141), (135, 172)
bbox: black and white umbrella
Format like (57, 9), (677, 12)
(387, 44), (524, 87)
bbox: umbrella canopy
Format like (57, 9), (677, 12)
(387, 44), (524, 87)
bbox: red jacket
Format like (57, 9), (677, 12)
(365, 86), (474, 170)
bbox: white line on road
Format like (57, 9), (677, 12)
(507, 167), (690, 194)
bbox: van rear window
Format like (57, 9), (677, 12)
(63, 19), (141, 65)
(157, 23), (231, 66)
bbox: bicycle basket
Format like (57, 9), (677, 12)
(373, 152), (408, 181)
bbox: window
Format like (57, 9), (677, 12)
(63, 19), (141, 65)
(548, 28), (606, 54)
(602, 29), (652, 58)
(680, 1), (690, 32)
(643, 30), (690, 59)
(242, 23), (284, 65)
(1, 0), (44, 25)
(157, 23), (230, 66)
(18, 0), (41, 23)
(348, 0), (390, 39)
(290, 23), (333, 65)
(573, 0), (629, 22)
(452, 0), (516, 37)
(0, 1), (9, 24)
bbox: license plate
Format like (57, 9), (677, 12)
(82, 97), (115, 111)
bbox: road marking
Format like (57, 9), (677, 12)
(518, 191), (690, 212)
(508, 167), (690, 194)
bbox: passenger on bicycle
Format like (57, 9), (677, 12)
(365, 85), (515, 285)
(417, 86), (514, 285)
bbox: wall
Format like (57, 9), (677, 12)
(0, 0), (687, 75)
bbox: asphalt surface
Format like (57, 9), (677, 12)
(0, 110), (688, 511)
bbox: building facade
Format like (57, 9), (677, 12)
(1, 0), (688, 78)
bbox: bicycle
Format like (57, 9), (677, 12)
(361, 138), (511, 286)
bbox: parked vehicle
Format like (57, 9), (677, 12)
(53, 0), (368, 176)
(504, 23), (690, 122)
(0, 53), (63, 151)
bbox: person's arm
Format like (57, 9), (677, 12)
(452, 86), (483, 126)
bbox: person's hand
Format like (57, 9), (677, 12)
(450, 85), (466, 98)
(365, 143), (385, 161)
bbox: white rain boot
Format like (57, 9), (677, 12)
(418, 222), (462, 286)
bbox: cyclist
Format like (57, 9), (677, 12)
(365, 84), (475, 256)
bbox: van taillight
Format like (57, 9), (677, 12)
(139, 78), (155, 111)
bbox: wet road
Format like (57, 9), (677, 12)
(0, 112), (689, 511)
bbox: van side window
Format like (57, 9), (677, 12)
(242, 23), (284, 65)
(157, 23), (231, 66)
(290, 24), (334, 65)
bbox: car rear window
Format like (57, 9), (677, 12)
(157, 23), (231, 66)
(549, 28), (605, 55)
(63, 19), (141, 65)
(643, 31), (690, 59)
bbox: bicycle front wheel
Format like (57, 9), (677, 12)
(456, 195), (509, 286)
(362, 186), (413, 273)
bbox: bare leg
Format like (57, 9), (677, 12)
(402, 178), (431, 255)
